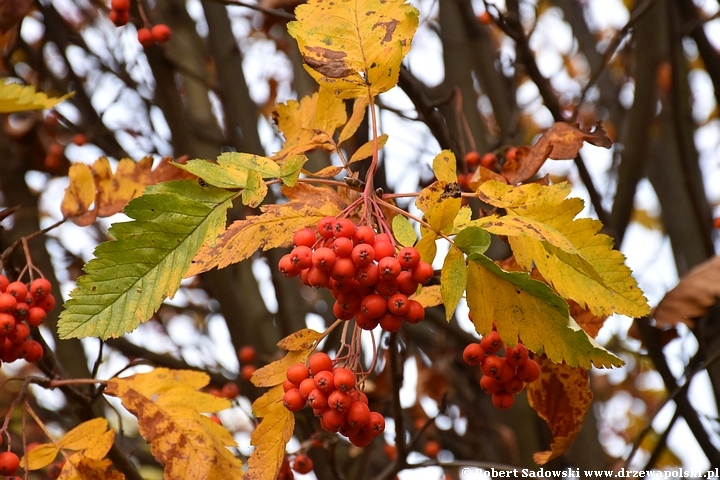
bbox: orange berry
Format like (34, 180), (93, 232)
(238, 345), (256, 364)
(111, 0), (130, 11)
(241, 364), (255, 381)
(137, 27), (154, 47)
(423, 439), (441, 458)
(109, 9), (129, 26)
(478, 11), (492, 25)
(151, 24), (172, 42)
(220, 382), (239, 399)
(480, 152), (498, 170)
(464, 151), (481, 168)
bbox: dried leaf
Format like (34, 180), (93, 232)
(105, 368), (241, 479)
(526, 356), (593, 464)
(288, 0), (419, 99)
(61, 157), (194, 226)
(502, 122), (612, 185)
(652, 255), (720, 329)
(186, 184), (344, 277)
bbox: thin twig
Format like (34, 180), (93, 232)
(209, 0), (296, 20)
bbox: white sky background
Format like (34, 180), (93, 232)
(10, 0), (720, 475)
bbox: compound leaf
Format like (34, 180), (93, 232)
(478, 181), (649, 318)
(105, 368), (240, 480)
(288, 0), (419, 99)
(466, 254), (622, 368)
(58, 180), (234, 339)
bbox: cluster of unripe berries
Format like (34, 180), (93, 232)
(279, 218), (433, 332)
(457, 149), (516, 191)
(282, 352), (386, 448)
(0, 275), (55, 365)
(462, 325), (540, 410)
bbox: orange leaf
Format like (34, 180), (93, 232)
(526, 355), (592, 464)
(652, 255), (720, 329)
(186, 184), (345, 276)
(247, 386), (294, 480)
(502, 122), (612, 185)
(61, 157), (193, 226)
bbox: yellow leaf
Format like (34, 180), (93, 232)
(272, 91), (341, 160)
(415, 232), (437, 264)
(392, 215), (416, 247)
(349, 134), (388, 163)
(276, 328), (323, 351)
(252, 350), (313, 388)
(526, 356), (593, 464)
(440, 246), (466, 321)
(449, 206), (472, 235)
(61, 163), (96, 223)
(0, 81), (72, 113)
(338, 96), (370, 144)
(105, 368), (241, 480)
(59, 453), (125, 480)
(247, 386), (294, 480)
(186, 184), (345, 276)
(415, 181), (444, 212)
(83, 429), (115, 461)
(241, 170), (268, 207)
(315, 86), (348, 136)
(466, 255), (622, 368)
(471, 215), (578, 253)
(307, 165), (344, 178)
(288, 0), (419, 99)
(479, 181), (649, 318)
(61, 157), (193, 226)
(432, 150), (457, 183)
(23, 443), (59, 470)
(58, 418), (110, 451)
(417, 181), (462, 235)
(411, 285), (442, 308)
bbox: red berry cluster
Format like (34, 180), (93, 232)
(109, 0), (130, 26)
(0, 275), (55, 365)
(279, 218), (433, 332)
(458, 149), (517, 191)
(137, 24), (172, 48)
(462, 326), (539, 410)
(282, 353), (386, 448)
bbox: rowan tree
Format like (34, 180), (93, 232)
(0, 0), (719, 479)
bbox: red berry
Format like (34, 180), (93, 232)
(379, 312), (403, 332)
(21, 339), (43, 362)
(462, 343), (485, 365)
(5, 282), (27, 300)
(333, 219), (356, 238)
(30, 278), (51, 299)
(307, 389), (328, 410)
(503, 377), (524, 394)
(14, 302), (28, 320)
(283, 388), (306, 411)
(220, 382), (239, 399)
(317, 217), (336, 238)
(411, 261), (434, 284)
(505, 342), (529, 367)
(290, 246), (313, 269)
(505, 147), (517, 162)
(27, 307), (47, 327)
(355, 264), (379, 287)
(38, 293), (55, 312)
(492, 358), (515, 383)
(309, 352), (333, 375)
(362, 412), (385, 436)
(328, 389), (352, 411)
(397, 247), (421, 270)
(299, 377), (316, 399)
(0, 314), (15, 333)
(306, 267), (330, 288)
(109, 9), (129, 26)
(278, 254), (299, 277)
(0, 276), (7, 292)
(312, 247), (336, 271)
(480, 152), (498, 170)
(137, 27), (154, 47)
(71, 133), (87, 146)
(241, 364), (256, 381)
(292, 454), (314, 474)
(151, 23), (172, 42)
(465, 151), (481, 168)
(423, 439), (441, 458)
(313, 370), (336, 395)
(492, 390), (515, 410)
(355, 311), (379, 330)
(293, 228), (317, 247)
(0, 452), (19, 476)
(375, 278), (398, 296)
(346, 401), (371, 427)
(349, 429), (374, 447)
(351, 244), (375, 267)
(286, 363), (310, 386)
(516, 358), (540, 383)
(238, 345), (256, 364)
(332, 367), (356, 392)
(377, 257), (401, 279)
(373, 241), (395, 260)
(387, 293), (409, 316)
(322, 408), (345, 432)
(480, 330), (503, 354)
(480, 354), (503, 378)
(330, 257), (356, 281)
(479, 374), (502, 394)
(402, 300), (425, 324)
(282, 380), (295, 392)
(331, 237), (354, 257)
(361, 294), (387, 319)
(111, 0), (130, 10)
(396, 270), (419, 295)
(353, 226), (376, 245)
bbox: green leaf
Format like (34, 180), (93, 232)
(222, 152), (281, 178)
(242, 170), (268, 207)
(441, 246), (466, 321)
(392, 215), (416, 247)
(0, 81), (73, 113)
(454, 227), (491, 258)
(58, 180), (235, 339)
(280, 155), (307, 187)
(466, 255), (622, 368)
(432, 150), (457, 183)
(176, 160), (247, 189)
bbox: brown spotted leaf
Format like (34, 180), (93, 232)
(526, 355), (593, 464)
(105, 368), (241, 479)
(287, 0), (419, 99)
(61, 157), (193, 226)
(186, 184), (344, 276)
(502, 122), (612, 185)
